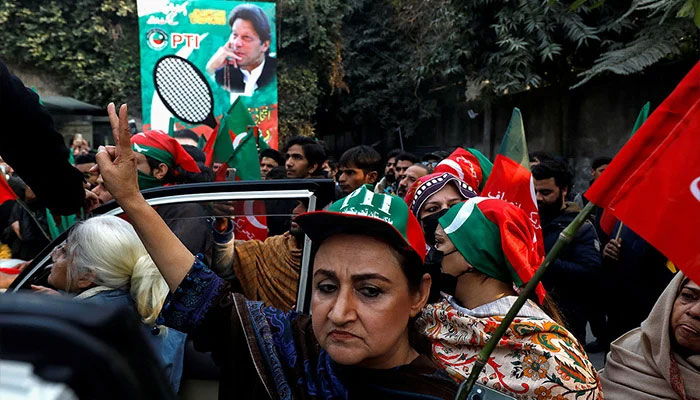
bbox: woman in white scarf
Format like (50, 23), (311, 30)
(601, 272), (700, 399)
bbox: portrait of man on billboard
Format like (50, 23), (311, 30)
(205, 3), (276, 96)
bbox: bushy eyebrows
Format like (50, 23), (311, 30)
(424, 196), (461, 207)
(680, 285), (700, 295)
(313, 269), (392, 283)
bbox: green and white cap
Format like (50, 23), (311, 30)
(295, 185), (427, 263)
(438, 197), (546, 303)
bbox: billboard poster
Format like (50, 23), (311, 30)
(137, 0), (278, 148)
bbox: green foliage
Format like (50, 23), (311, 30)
(0, 0), (696, 146)
(277, 62), (321, 137)
(573, 0), (698, 87)
(0, 0), (140, 111)
(275, 0), (358, 140)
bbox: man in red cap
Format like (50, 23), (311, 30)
(93, 130), (212, 261)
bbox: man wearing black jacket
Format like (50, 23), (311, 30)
(0, 60), (87, 215)
(533, 159), (602, 342)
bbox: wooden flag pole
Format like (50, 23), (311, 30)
(614, 222), (624, 240)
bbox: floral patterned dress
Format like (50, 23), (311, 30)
(417, 295), (603, 400)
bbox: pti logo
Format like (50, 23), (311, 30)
(146, 29), (168, 51)
(691, 177), (700, 202)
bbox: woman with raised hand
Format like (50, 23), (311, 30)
(31, 215), (186, 390)
(94, 103), (457, 399)
(417, 198), (603, 399)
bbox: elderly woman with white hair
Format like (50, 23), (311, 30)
(31, 215), (186, 391)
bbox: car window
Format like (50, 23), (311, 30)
(9, 179), (335, 314)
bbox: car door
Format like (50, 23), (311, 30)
(8, 179), (335, 313)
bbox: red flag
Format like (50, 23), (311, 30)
(0, 175), (17, 205)
(586, 61), (700, 284)
(203, 99), (267, 240)
(434, 147), (492, 192)
(598, 101), (651, 236)
(481, 108), (545, 258)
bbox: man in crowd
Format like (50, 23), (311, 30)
(172, 129), (200, 148)
(533, 159), (602, 342)
(374, 149), (401, 194)
(337, 145), (382, 195)
(322, 156), (339, 182)
(575, 156), (612, 208)
(205, 3), (276, 96)
(284, 136), (326, 179)
(210, 200), (311, 310)
(259, 148), (285, 179)
(397, 163), (429, 198)
(421, 151), (446, 170)
(394, 152), (419, 186)
(74, 153), (99, 190)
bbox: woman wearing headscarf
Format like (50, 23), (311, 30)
(31, 215), (186, 390)
(600, 272), (700, 399)
(93, 104), (458, 399)
(417, 198), (603, 399)
(403, 147), (489, 249)
(403, 153), (481, 299)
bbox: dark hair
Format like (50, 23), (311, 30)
(146, 153), (213, 185)
(266, 165), (287, 180)
(411, 163), (430, 175)
(284, 136), (327, 176)
(325, 156), (338, 170)
(228, 4), (271, 44)
(74, 152), (96, 165)
(178, 145), (212, 183)
(396, 151), (419, 164)
(8, 176), (27, 200)
(421, 151), (443, 163)
(260, 148), (285, 166)
(339, 145), (382, 174)
(532, 159), (573, 191)
(145, 155), (177, 184)
(591, 156), (612, 170)
(386, 149), (402, 161)
(540, 295), (566, 326)
(529, 151), (555, 164)
(181, 145), (206, 164)
(172, 129), (199, 144)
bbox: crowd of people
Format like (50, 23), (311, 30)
(1, 58), (698, 399)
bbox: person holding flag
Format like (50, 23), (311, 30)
(417, 198), (603, 399)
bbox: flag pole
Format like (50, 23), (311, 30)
(456, 201), (596, 399)
(15, 198), (51, 242)
(614, 222), (624, 240)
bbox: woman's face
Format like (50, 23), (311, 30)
(47, 244), (70, 291)
(671, 279), (700, 353)
(311, 234), (429, 369)
(418, 184), (463, 220)
(434, 225), (470, 276)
